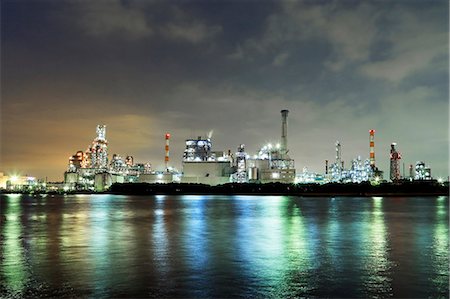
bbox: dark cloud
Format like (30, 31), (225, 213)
(1, 0), (448, 180)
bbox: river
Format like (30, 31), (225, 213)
(0, 194), (448, 298)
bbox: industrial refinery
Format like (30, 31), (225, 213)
(58, 109), (440, 191)
(0, 109), (443, 192)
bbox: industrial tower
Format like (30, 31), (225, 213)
(234, 144), (247, 183)
(91, 125), (108, 170)
(389, 143), (401, 181)
(336, 141), (342, 176)
(280, 109), (289, 157)
(165, 133), (170, 171)
(369, 129), (376, 169)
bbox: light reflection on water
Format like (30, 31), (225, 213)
(0, 194), (448, 298)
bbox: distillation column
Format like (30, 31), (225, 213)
(91, 124), (108, 170)
(390, 143), (401, 182)
(336, 141), (342, 176)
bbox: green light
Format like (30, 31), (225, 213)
(2, 201), (28, 292)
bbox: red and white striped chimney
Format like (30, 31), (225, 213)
(369, 129), (375, 169)
(165, 133), (170, 171)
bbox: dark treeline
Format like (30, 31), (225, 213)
(109, 181), (449, 196)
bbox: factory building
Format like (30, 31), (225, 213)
(348, 156), (373, 183)
(2, 174), (38, 191)
(63, 125), (154, 191)
(326, 139), (376, 183)
(0, 172), (8, 189)
(246, 110), (296, 183)
(329, 141), (343, 182)
(138, 172), (174, 184)
(59, 115), (431, 189)
(415, 161), (432, 180)
(181, 136), (233, 185)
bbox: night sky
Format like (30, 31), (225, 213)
(1, 0), (448, 181)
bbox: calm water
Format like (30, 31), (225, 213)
(0, 194), (448, 298)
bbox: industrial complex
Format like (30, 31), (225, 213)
(1, 110), (442, 192)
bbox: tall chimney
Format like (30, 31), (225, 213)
(369, 129), (376, 169)
(165, 133), (170, 171)
(281, 109), (289, 154)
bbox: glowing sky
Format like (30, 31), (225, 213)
(1, 0), (448, 181)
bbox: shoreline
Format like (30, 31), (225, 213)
(2, 181), (448, 197)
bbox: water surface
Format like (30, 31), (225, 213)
(0, 194), (448, 298)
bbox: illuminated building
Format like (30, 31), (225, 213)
(329, 141), (343, 182)
(110, 154), (127, 174)
(125, 156), (134, 166)
(326, 139), (375, 183)
(181, 136), (233, 185)
(348, 156), (373, 183)
(295, 167), (324, 184)
(68, 151), (84, 172)
(415, 161), (432, 180)
(0, 172), (9, 189)
(231, 144), (248, 183)
(90, 125), (108, 170)
(4, 175), (37, 191)
(246, 110), (296, 183)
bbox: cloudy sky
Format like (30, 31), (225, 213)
(1, 0), (448, 181)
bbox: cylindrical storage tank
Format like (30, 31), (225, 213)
(248, 167), (259, 180)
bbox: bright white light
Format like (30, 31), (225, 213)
(437, 177), (443, 183)
(63, 185), (69, 191)
(157, 174), (163, 179)
(10, 175), (18, 183)
(268, 143), (272, 149)
(272, 172), (280, 179)
(276, 143), (280, 149)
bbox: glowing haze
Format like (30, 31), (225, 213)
(1, 0), (448, 181)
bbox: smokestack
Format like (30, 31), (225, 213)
(165, 133), (170, 171)
(369, 129), (376, 169)
(325, 160), (329, 175)
(281, 109), (289, 154)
